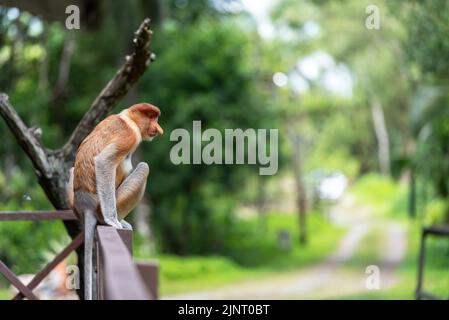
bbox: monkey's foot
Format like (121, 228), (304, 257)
(104, 218), (123, 229)
(120, 220), (133, 230)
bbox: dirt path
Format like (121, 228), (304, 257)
(163, 195), (407, 300)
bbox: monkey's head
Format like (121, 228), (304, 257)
(128, 103), (163, 141)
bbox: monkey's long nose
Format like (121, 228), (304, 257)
(156, 123), (164, 135)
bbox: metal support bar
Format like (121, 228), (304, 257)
(416, 225), (449, 300)
(0, 261), (39, 300)
(13, 232), (84, 300)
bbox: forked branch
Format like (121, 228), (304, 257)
(63, 17), (155, 157)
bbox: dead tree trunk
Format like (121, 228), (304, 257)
(0, 18), (155, 299)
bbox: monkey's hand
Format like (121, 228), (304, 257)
(95, 145), (122, 229)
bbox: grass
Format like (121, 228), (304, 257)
(136, 212), (346, 296)
(157, 255), (262, 295)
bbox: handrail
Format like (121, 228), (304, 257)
(96, 226), (152, 300)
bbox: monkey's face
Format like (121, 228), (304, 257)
(129, 103), (163, 141)
(143, 115), (164, 141)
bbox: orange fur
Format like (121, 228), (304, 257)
(73, 115), (136, 194)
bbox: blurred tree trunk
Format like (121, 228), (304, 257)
(290, 131), (307, 245)
(52, 32), (76, 132)
(257, 175), (267, 231)
(142, 0), (169, 25)
(408, 166), (416, 218)
(38, 22), (50, 91)
(54, 32), (75, 101)
(371, 97), (391, 176)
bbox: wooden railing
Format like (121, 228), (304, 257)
(96, 226), (158, 299)
(0, 210), (158, 300)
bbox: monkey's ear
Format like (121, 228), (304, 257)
(132, 103), (161, 117)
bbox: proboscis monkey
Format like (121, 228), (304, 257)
(67, 103), (163, 300)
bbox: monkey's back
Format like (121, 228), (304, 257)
(73, 115), (137, 195)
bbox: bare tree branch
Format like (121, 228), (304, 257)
(63, 18), (155, 158)
(0, 94), (50, 174)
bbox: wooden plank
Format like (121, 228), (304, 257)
(96, 226), (150, 300)
(0, 261), (39, 300)
(13, 232), (84, 300)
(0, 210), (77, 221)
(136, 261), (158, 300)
(97, 229), (132, 299)
(117, 229), (133, 255)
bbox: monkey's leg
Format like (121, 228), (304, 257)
(116, 162), (149, 228)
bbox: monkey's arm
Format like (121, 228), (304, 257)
(94, 144), (122, 228)
(67, 167), (74, 209)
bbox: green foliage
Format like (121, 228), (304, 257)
(405, 0), (449, 78)
(0, 220), (67, 276)
(423, 199), (448, 226)
(0, 169), (67, 276)
(411, 87), (449, 200)
(0, 169), (51, 211)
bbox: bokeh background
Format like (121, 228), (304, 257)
(0, 0), (448, 299)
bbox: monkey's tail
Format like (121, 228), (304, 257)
(84, 208), (97, 300)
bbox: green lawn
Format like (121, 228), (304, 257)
(137, 213), (346, 296)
